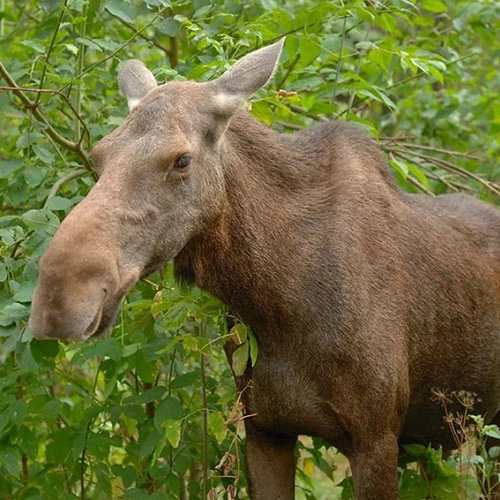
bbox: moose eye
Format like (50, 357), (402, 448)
(174, 155), (191, 170)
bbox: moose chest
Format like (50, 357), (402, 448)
(238, 348), (349, 447)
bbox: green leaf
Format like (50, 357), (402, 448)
(21, 209), (59, 234)
(157, 18), (181, 37)
(407, 163), (429, 188)
(105, 0), (136, 24)
(483, 425), (500, 440)
(45, 196), (74, 211)
(248, 329), (259, 366)
(0, 447), (21, 478)
(390, 158), (409, 179)
(154, 397), (184, 430)
(32, 145), (54, 164)
(0, 159), (24, 179)
(155, 334), (184, 354)
(13, 281), (35, 303)
(20, 40), (45, 53)
(230, 323), (247, 345)
(163, 419), (181, 448)
(422, 0), (447, 13)
(208, 411), (227, 444)
(43, 400), (61, 424)
(232, 343), (249, 376)
(299, 38), (321, 67)
(0, 263), (7, 282)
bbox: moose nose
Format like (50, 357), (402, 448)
(29, 237), (121, 340)
(30, 281), (108, 340)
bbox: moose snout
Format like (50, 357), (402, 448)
(29, 238), (127, 341)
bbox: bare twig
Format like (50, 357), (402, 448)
(382, 139), (481, 161)
(396, 149), (500, 198)
(407, 174), (435, 196)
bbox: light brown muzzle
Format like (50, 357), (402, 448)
(29, 202), (140, 341)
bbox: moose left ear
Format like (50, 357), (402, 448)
(210, 38), (285, 116)
(118, 60), (158, 112)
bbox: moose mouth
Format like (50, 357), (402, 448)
(84, 295), (123, 340)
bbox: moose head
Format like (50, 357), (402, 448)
(29, 39), (285, 341)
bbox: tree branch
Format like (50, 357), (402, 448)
(0, 62), (93, 171)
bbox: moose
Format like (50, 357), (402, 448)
(29, 39), (500, 498)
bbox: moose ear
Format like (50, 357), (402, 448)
(210, 38), (285, 116)
(118, 60), (158, 112)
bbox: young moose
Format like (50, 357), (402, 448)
(29, 39), (500, 499)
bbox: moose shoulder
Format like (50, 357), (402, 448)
(29, 39), (500, 499)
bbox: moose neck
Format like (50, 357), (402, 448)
(174, 111), (399, 336)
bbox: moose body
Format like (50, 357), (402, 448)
(29, 40), (500, 498)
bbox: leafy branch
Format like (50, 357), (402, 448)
(0, 62), (93, 171)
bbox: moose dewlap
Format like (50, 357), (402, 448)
(29, 39), (500, 499)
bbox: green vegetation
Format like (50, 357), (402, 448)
(1, 0), (499, 498)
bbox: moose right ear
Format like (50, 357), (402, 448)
(118, 60), (158, 112)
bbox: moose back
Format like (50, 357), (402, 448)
(29, 39), (500, 499)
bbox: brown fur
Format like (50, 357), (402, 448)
(29, 41), (500, 498)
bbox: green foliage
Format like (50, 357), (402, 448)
(0, 0), (499, 498)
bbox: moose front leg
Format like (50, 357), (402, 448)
(349, 432), (400, 499)
(244, 421), (297, 500)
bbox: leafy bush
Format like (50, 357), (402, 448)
(0, 0), (499, 498)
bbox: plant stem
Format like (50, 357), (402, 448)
(75, 1), (87, 142)
(36, 0), (68, 105)
(200, 322), (208, 500)
(331, 15), (348, 111)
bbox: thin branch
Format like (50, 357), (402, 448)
(0, 85), (91, 145)
(35, 0), (68, 105)
(331, 15), (348, 111)
(0, 64), (93, 171)
(407, 174), (435, 196)
(69, 6), (169, 84)
(75, 1), (87, 142)
(108, 11), (173, 59)
(397, 149), (500, 198)
(287, 103), (328, 122)
(382, 139), (481, 161)
(276, 53), (299, 90)
(200, 323), (208, 500)
(45, 169), (86, 205)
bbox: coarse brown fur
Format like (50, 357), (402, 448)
(29, 41), (500, 498)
